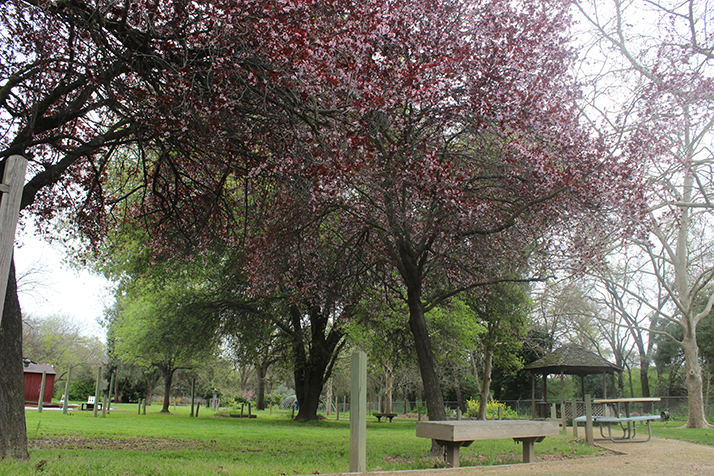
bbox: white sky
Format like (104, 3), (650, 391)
(14, 231), (112, 339)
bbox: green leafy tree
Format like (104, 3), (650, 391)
(467, 283), (531, 420)
(109, 284), (220, 413)
(427, 299), (485, 413)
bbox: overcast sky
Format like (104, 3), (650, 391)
(14, 231), (111, 340)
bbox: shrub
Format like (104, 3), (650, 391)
(466, 398), (519, 419)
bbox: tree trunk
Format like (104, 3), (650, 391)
(384, 363), (393, 414)
(477, 351), (493, 420)
(454, 371), (466, 414)
(256, 358), (269, 410)
(405, 285), (446, 455)
(293, 361), (326, 421)
(406, 289), (446, 422)
(145, 371), (160, 406)
(682, 328), (710, 428)
(290, 304), (344, 421)
(0, 260), (28, 460)
(161, 367), (175, 413)
(639, 359), (652, 413)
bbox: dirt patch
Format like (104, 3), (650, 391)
(333, 437), (714, 476)
(29, 437), (218, 452)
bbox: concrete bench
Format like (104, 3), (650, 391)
(373, 412), (397, 422)
(416, 420), (559, 468)
(574, 414), (659, 442)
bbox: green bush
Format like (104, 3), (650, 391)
(68, 376), (97, 401)
(466, 398), (519, 419)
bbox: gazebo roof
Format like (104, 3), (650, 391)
(524, 344), (622, 377)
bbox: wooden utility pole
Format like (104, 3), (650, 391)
(93, 367), (102, 418)
(349, 351), (367, 473)
(0, 155), (28, 324)
(63, 366), (72, 415)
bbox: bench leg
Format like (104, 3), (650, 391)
(521, 438), (535, 463)
(444, 445), (460, 468)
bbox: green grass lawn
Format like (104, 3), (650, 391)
(651, 420), (714, 446)
(1, 404), (608, 476)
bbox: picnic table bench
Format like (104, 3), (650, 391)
(416, 420), (559, 468)
(80, 396), (102, 411)
(373, 412), (397, 422)
(574, 414), (660, 442)
(574, 397), (661, 443)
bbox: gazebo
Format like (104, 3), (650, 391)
(524, 344), (623, 418)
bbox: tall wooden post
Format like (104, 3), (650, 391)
(531, 373), (536, 419)
(106, 371), (115, 414)
(63, 366), (71, 415)
(93, 367), (102, 418)
(560, 373), (566, 433)
(350, 351), (367, 473)
(37, 371), (47, 413)
(190, 378), (196, 417)
(584, 394), (594, 445)
(0, 155), (28, 324)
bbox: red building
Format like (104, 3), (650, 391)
(23, 360), (56, 405)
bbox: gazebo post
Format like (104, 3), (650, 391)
(602, 372), (607, 399)
(542, 374), (547, 404)
(581, 376), (585, 400)
(560, 372), (566, 434)
(531, 373), (536, 419)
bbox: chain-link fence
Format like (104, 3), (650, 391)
(338, 396), (714, 421)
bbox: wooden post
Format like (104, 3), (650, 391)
(138, 399), (142, 415)
(550, 403), (556, 420)
(93, 367), (102, 418)
(521, 438), (537, 463)
(107, 371), (116, 414)
(350, 351), (367, 473)
(584, 394), (594, 445)
(63, 366), (71, 415)
(190, 378), (196, 417)
(572, 398), (578, 438)
(560, 373), (566, 434)
(0, 155), (28, 325)
(142, 397), (147, 415)
(531, 373), (536, 419)
(38, 371), (47, 413)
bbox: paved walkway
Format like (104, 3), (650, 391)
(327, 436), (714, 476)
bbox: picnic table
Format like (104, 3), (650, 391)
(373, 412), (397, 422)
(575, 397), (661, 443)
